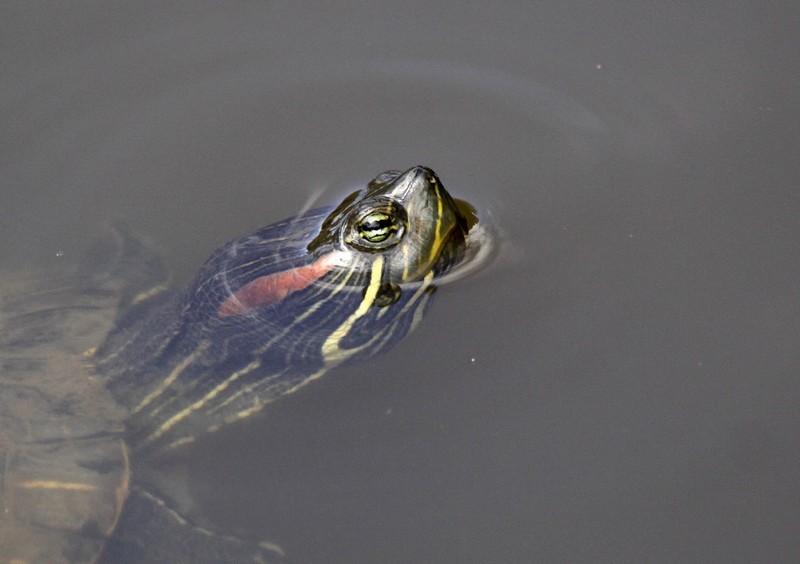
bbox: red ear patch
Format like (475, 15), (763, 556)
(218, 254), (336, 317)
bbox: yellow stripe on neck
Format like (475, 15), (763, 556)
(321, 255), (384, 364)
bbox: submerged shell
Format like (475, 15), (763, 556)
(0, 269), (130, 563)
(0, 228), (175, 562)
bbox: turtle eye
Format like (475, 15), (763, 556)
(358, 211), (399, 243)
(345, 203), (407, 251)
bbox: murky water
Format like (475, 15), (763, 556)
(3, 3), (799, 563)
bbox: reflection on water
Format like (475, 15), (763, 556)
(3, 3), (799, 563)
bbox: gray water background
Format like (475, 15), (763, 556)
(3, 3), (798, 563)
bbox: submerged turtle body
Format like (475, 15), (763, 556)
(0, 166), (475, 562)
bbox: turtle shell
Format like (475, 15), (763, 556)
(0, 238), (138, 563)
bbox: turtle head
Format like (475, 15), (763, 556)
(309, 166), (471, 304)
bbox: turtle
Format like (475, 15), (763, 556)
(0, 166), (478, 563)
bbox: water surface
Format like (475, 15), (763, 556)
(3, 3), (798, 563)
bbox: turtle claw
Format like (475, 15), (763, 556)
(100, 486), (285, 564)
